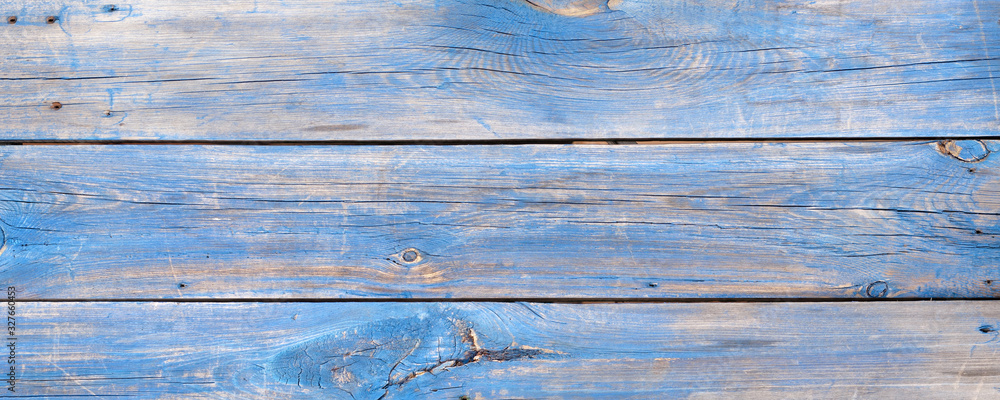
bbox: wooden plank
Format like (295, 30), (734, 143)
(0, 0), (997, 141)
(1, 141), (997, 299)
(6, 301), (999, 398)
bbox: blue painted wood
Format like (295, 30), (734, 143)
(9, 301), (1000, 398)
(1, 141), (997, 299)
(0, 0), (997, 140)
(1, 0), (996, 396)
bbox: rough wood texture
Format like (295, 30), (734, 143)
(1, 141), (997, 299)
(0, 0), (997, 141)
(4, 0), (999, 397)
(10, 301), (1000, 399)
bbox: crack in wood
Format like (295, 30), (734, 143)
(268, 311), (556, 399)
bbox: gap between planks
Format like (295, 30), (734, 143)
(1, 137), (1000, 146)
(12, 297), (1000, 303)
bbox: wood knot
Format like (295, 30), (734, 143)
(103, 4), (119, 12)
(979, 325), (996, 333)
(6, 16), (16, 24)
(50, 102), (62, 110)
(937, 140), (991, 163)
(402, 250), (418, 262)
(394, 248), (423, 264)
(523, 0), (615, 17)
(45, 16), (58, 24)
(865, 281), (888, 298)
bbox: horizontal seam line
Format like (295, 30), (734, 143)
(14, 297), (1000, 304)
(1, 136), (999, 146)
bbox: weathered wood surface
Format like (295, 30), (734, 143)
(1, 141), (997, 299)
(8, 301), (999, 399)
(1, 0), (998, 141)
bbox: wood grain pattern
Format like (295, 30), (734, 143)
(1, 141), (997, 299)
(0, 0), (998, 141)
(9, 301), (1000, 398)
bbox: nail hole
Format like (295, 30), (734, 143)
(986, 280), (993, 285)
(648, 282), (658, 288)
(50, 102), (62, 110)
(968, 168), (976, 173)
(45, 16), (57, 24)
(103, 110), (112, 117)
(178, 283), (188, 289)
(6, 16), (16, 24)
(976, 229), (984, 234)
(103, 4), (119, 12)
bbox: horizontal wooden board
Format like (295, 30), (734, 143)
(0, 0), (998, 141)
(1, 141), (997, 299)
(6, 301), (1000, 398)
